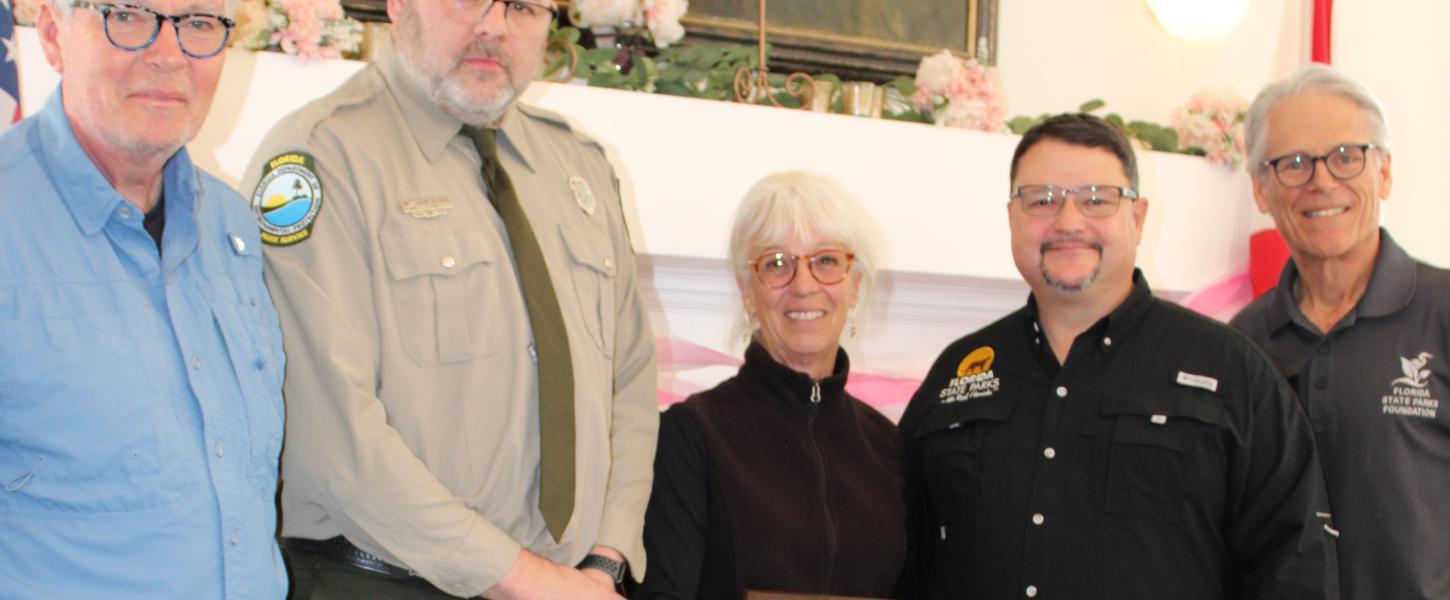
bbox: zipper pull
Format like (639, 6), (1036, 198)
(811, 381), (821, 404)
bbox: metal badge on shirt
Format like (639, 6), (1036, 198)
(1383, 351), (1440, 420)
(569, 176), (596, 216)
(251, 151), (324, 246)
(939, 346), (1001, 403)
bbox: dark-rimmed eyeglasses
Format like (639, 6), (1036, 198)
(73, 1), (234, 59)
(1262, 143), (1377, 187)
(1011, 184), (1139, 218)
(449, 0), (557, 31)
(748, 249), (855, 289)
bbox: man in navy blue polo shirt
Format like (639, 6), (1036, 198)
(1232, 64), (1450, 600)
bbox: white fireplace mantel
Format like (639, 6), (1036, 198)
(15, 30), (1253, 296)
(14, 32), (1258, 405)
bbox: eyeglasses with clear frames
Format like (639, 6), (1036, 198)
(1012, 184), (1139, 218)
(748, 249), (856, 289)
(72, 1), (235, 59)
(449, 0), (557, 31)
(1261, 143), (1377, 187)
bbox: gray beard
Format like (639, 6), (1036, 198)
(395, 51), (517, 127)
(1041, 262), (1100, 293)
(431, 75), (515, 127)
(1038, 237), (1104, 293)
(107, 129), (188, 165)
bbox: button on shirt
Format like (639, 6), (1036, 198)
(900, 271), (1337, 599)
(0, 92), (287, 599)
(1231, 230), (1450, 600)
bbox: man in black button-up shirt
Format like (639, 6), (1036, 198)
(900, 114), (1338, 599)
(1231, 65), (1450, 600)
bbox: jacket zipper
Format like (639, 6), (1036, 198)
(806, 380), (837, 591)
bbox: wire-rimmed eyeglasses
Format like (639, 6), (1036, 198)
(1011, 184), (1139, 218)
(748, 249), (856, 288)
(449, 0), (557, 31)
(1261, 143), (1377, 187)
(73, 1), (234, 59)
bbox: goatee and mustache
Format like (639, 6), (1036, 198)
(1039, 234), (1103, 292)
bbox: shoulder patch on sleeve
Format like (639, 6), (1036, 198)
(250, 151), (324, 247)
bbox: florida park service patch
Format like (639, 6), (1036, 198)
(251, 152), (323, 246)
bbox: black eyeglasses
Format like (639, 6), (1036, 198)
(449, 0), (557, 32)
(748, 249), (855, 289)
(73, 1), (235, 59)
(1011, 184), (1139, 218)
(1262, 143), (1377, 187)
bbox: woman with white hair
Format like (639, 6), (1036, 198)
(636, 171), (907, 599)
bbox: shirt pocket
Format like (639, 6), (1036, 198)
(206, 275), (285, 485)
(381, 223), (502, 367)
(0, 316), (173, 515)
(913, 396), (1016, 534)
(558, 223), (617, 358)
(1099, 392), (1224, 522)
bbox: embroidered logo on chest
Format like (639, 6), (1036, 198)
(939, 346), (1001, 403)
(1381, 352), (1439, 420)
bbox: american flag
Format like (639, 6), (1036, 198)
(1, 0), (20, 132)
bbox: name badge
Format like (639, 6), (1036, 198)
(1176, 371), (1219, 393)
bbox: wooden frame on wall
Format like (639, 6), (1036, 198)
(340, 0), (999, 83)
(680, 0), (998, 82)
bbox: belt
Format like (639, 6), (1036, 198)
(282, 536), (428, 583)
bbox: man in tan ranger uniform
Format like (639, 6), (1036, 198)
(240, 0), (657, 598)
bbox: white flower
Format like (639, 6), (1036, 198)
(914, 49), (966, 97)
(232, 0), (273, 49)
(939, 97), (988, 130)
(1171, 89), (1248, 167)
(642, 0), (688, 47)
(574, 0), (639, 27)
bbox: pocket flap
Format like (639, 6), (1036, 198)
(909, 395), (1017, 440)
(559, 223), (615, 277)
(381, 225), (497, 280)
(1100, 393), (1223, 426)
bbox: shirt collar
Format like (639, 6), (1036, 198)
(1354, 229), (1415, 318)
(36, 89), (198, 239)
(375, 42), (539, 171)
(740, 339), (851, 413)
(1024, 268), (1153, 355)
(1264, 228), (1415, 332)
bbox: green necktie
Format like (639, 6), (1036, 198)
(468, 126), (575, 542)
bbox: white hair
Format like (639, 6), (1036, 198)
(727, 171), (885, 344)
(1245, 63), (1391, 172)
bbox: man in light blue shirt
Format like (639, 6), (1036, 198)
(0, 0), (285, 597)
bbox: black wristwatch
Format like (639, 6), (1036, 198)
(577, 553), (629, 592)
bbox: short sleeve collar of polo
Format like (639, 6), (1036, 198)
(1265, 228), (1416, 335)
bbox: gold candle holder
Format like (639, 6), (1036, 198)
(840, 81), (883, 118)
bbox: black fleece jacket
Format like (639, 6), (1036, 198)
(636, 341), (907, 600)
